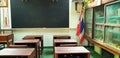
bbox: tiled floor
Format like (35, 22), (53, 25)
(40, 46), (103, 58)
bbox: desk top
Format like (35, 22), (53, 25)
(53, 35), (70, 37)
(54, 39), (77, 43)
(0, 48), (35, 56)
(14, 39), (39, 43)
(23, 35), (43, 38)
(55, 46), (90, 54)
(0, 34), (13, 36)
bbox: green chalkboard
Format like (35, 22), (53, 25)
(11, 0), (69, 28)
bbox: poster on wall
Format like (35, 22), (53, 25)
(0, 0), (8, 7)
(1, 8), (11, 29)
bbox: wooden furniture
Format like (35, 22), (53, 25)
(85, 1), (120, 58)
(53, 35), (71, 39)
(53, 39), (77, 47)
(0, 34), (14, 47)
(23, 35), (43, 54)
(9, 45), (28, 48)
(53, 39), (77, 57)
(14, 39), (40, 58)
(0, 48), (35, 58)
(54, 46), (90, 58)
(0, 29), (13, 34)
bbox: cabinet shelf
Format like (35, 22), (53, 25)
(95, 23), (104, 25)
(85, 35), (120, 55)
(105, 24), (120, 27)
(107, 16), (120, 19)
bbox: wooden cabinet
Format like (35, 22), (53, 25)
(102, 0), (115, 4)
(85, 0), (120, 58)
(104, 1), (120, 50)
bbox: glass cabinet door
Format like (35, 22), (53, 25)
(106, 1), (120, 24)
(94, 5), (104, 23)
(93, 5), (104, 42)
(104, 1), (120, 50)
(86, 8), (93, 23)
(105, 26), (120, 50)
(94, 25), (104, 41)
(85, 8), (93, 38)
(85, 24), (92, 37)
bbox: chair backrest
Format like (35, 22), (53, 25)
(23, 35), (43, 41)
(9, 45), (28, 48)
(53, 35), (71, 39)
(60, 44), (77, 47)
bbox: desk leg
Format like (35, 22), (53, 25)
(28, 49), (36, 58)
(41, 40), (43, 54)
(87, 53), (90, 58)
(38, 46), (40, 58)
(55, 54), (58, 58)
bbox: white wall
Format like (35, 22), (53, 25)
(69, 0), (80, 28)
(13, 28), (77, 47)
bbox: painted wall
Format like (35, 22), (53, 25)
(13, 28), (77, 46)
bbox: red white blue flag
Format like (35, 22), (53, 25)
(76, 11), (84, 44)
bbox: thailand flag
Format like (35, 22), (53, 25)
(76, 12), (84, 44)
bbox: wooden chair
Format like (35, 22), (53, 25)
(22, 35), (43, 54)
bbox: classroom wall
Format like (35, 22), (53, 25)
(0, 0), (83, 47)
(69, 0), (80, 28)
(13, 28), (76, 47)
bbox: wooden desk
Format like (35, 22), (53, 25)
(0, 34), (14, 47)
(0, 48), (35, 58)
(23, 35), (43, 54)
(0, 29), (13, 34)
(55, 46), (90, 58)
(53, 35), (71, 39)
(53, 39), (77, 58)
(54, 39), (77, 47)
(14, 39), (40, 58)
